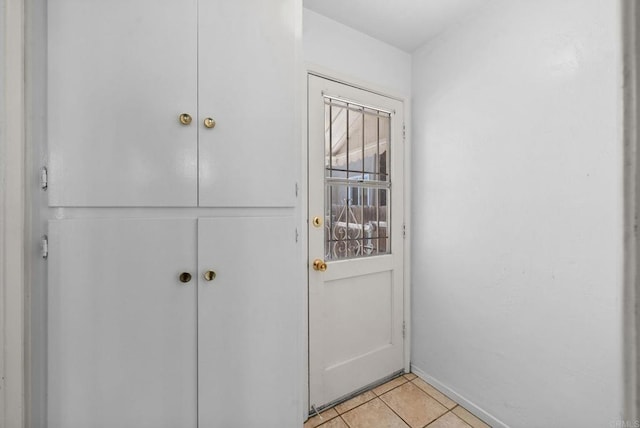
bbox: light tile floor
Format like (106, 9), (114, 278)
(304, 373), (491, 428)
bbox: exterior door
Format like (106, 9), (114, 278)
(47, 218), (197, 428)
(308, 75), (405, 409)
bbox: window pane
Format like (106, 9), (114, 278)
(325, 185), (390, 260)
(325, 97), (390, 183)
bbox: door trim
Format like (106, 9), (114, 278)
(303, 65), (411, 416)
(623, 0), (640, 421)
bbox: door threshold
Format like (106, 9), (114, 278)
(310, 369), (405, 416)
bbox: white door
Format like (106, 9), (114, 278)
(47, 0), (198, 207)
(308, 75), (405, 409)
(47, 218), (197, 428)
(197, 216), (300, 427)
(197, 0), (297, 208)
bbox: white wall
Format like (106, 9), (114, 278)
(411, 1), (624, 427)
(303, 8), (411, 97)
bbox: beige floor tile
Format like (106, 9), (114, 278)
(341, 398), (409, 428)
(451, 406), (491, 428)
(412, 378), (457, 409)
(304, 408), (339, 428)
(403, 373), (418, 381)
(335, 390), (376, 414)
(372, 376), (408, 396)
(318, 416), (349, 428)
(379, 382), (448, 428)
(427, 412), (472, 428)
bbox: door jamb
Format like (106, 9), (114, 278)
(303, 63), (412, 416)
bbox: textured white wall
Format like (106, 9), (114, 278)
(303, 8), (411, 97)
(411, 1), (624, 426)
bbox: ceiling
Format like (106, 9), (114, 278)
(304, 0), (491, 52)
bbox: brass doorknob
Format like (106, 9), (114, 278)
(313, 259), (327, 272)
(179, 113), (192, 125)
(179, 272), (192, 283)
(312, 216), (322, 227)
(203, 270), (216, 281)
(203, 117), (216, 129)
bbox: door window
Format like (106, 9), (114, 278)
(324, 97), (392, 260)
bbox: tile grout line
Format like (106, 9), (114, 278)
(314, 374), (473, 428)
(410, 378), (457, 409)
(376, 377), (464, 428)
(375, 378), (416, 428)
(423, 408), (474, 428)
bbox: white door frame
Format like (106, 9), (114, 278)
(1, 0), (27, 426)
(302, 64), (411, 416)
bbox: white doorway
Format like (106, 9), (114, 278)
(307, 74), (407, 410)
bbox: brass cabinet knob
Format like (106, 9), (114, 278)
(313, 259), (327, 272)
(179, 113), (193, 125)
(312, 216), (322, 227)
(203, 270), (216, 281)
(179, 272), (192, 283)
(203, 117), (216, 129)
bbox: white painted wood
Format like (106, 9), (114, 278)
(197, 216), (300, 427)
(47, 0), (198, 207)
(1, 0), (26, 425)
(48, 218), (198, 428)
(0, 0), (28, 428)
(308, 76), (405, 408)
(198, 0), (297, 207)
(623, 0), (640, 420)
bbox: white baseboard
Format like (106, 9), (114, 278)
(410, 364), (509, 428)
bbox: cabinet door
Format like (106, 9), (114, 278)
(48, 219), (197, 428)
(198, 0), (298, 207)
(197, 217), (300, 427)
(48, 0), (198, 207)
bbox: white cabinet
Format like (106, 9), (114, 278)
(45, 1), (301, 426)
(48, 216), (298, 428)
(197, 217), (299, 427)
(198, 1), (297, 208)
(48, 219), (198, 428)
(48, 0), (297, 207)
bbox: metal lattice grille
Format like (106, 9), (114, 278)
(324, 97), (391, 260)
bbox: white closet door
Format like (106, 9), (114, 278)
(197, 217), (300, 427)
(48, 219), (197, 428)
(197, 0), (297, 207)
(48, 0), (198, 207)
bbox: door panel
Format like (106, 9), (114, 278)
(197, 0), (296, 207)
(48, 0), (198, 206)
(197, 216), (299, 427)
(308, 75), (405, 408)
(324, 271), (393, 367)
(47, 218), (197, 428)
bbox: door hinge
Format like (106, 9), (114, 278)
(295, 228), (299, 242)
(402, 224), (406, 239)
(402, 321), (406, 339)
(295, 182), (299, 197)
(402, 123), (406, 140)
(41, 235), (48, 259)
(40, 166), (48, 190)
